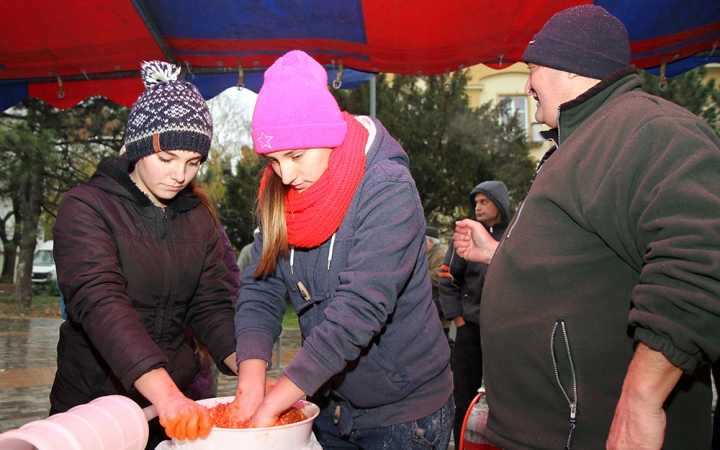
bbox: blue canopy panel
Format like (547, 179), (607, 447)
(187, 68), (375, 100)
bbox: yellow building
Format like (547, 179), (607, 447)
(465, 63), (550, 162)
(464, 62), (720, 162)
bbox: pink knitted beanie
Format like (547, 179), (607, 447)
(252, 50), (348, 155)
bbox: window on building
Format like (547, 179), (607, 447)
(498, 95), (529, 138)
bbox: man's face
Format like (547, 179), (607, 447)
(474, 193), (501, 227)
(525, 63), (571, 129)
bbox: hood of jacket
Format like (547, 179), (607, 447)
(469, 180), (510, 234)
(362, 115), (410, 173)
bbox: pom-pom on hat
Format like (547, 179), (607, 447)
(251, 50), (347, 155)
(124, 61), (213, 162)
(522, 5), (631, 80)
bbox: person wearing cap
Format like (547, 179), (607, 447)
(424, 226), (451, 342)
(439, 180), (509, 449)
(452, 5), (720, 450)
(49, 61), (238, 449)
(231, 50), (453, 449)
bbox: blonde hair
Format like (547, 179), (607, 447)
(255, 169), (289, 276)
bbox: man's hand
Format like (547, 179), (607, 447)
(453, 219), (498, 264)
(606, 342), (682, 450)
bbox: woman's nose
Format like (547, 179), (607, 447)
(279, 163), (296, 185)
(170, 163), (186, 183)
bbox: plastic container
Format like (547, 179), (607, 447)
(460, 390), (502, 450)
(0, 395), (148, 450)
(166, 396), (320, 450)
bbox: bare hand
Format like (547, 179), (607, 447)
(249, 402), (282, 428)
(606, 393), (666, 450)
(226, 359), (268, 427)
(606, 343), (680, 450)
(225, 387), (264, 428)
(157, 392), (212, 441)
(250, 375), (307, 428)
(453, 219), (498, 264)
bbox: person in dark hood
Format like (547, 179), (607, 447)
(230, 50), (453, 449)
(49, 61), (238, 450)
(453, 5), (720, 449)
(439, 180), (509, 449)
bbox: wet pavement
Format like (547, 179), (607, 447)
(0, 318), (460, 448)
(0, 317), (301, 434)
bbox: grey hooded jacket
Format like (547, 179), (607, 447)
(439, 180), (510, 325)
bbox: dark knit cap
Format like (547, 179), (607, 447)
(125, 61), (213, 162)
(522, 5), (631, 80)
(426, 227), (439, 240)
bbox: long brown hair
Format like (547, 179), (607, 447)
(255, 168), (289, 276)
(187, 181), (219, 227)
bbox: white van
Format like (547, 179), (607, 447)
(32, 240), (56, 283)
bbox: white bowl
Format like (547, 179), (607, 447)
(169, 396), (320, 450)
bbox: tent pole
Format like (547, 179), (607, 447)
(131, 0), (178, 65)
(370, 76), (376, 117)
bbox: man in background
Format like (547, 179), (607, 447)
(440, 180), (509, 449)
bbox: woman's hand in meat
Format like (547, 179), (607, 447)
(250, 375), (307, 428)
(227, 359), (268, 427)
(133, 368), (211, 441)
(157, 392), (212, 440)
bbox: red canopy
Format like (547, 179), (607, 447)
(1, 0), (718, 110)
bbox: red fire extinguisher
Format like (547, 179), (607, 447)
(459, 390), (502, 450)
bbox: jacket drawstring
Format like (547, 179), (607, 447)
(290, 247), (295, 274)
(328, 233), (336, 271)
(290, 233), (336, 274)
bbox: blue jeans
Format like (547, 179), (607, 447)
(312, 394), (454, 450)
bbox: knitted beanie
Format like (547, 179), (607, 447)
(522, 5), (631, 80)
(251, 50), (347, 155)
(124, 61), (212, 162)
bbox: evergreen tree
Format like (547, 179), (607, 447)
(332, 71), (535, 233)
(0, 97), (126, 309)
(639, 66), (720, 135)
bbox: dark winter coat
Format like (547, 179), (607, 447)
(481, 68), (720, 450)
(50, 157), (236, 411)
(235, 116), (452, 435)
(439, 181), (510, 325)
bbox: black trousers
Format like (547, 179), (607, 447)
(451, 321), (483, 449)
(713, 359), (720, 450)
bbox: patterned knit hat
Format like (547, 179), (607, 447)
(522, 5), (631, 80)
(124, 61), (213, 162)
(251, 50), (347, 155)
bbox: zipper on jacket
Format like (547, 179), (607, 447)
(161, 207), (167, 219)
(507, 143), (556, 239)
(551, 319), (578, 450)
